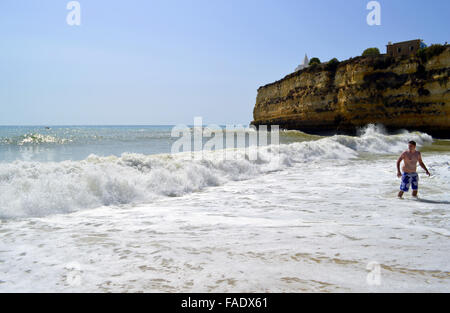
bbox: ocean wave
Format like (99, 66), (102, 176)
(0, 125), (434, 219)
(1, 133), (72, 146)
(332, 124), (433, 154)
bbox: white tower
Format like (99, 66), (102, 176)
(295, 54), (309, 72)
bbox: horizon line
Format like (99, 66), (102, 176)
(0, 123), (252, 127)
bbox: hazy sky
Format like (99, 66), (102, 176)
(0, 0), (448, 125)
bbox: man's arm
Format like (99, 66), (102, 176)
(396, 153), (404, 178)
(418, 152), (431, 176)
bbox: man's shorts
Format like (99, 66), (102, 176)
(400, 172), (419, 192)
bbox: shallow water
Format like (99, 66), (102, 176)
(0, 125), (449, 292)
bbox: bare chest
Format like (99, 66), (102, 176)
(404, 152), (419, 163)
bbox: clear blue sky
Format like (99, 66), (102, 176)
(0, 0), (448, 125)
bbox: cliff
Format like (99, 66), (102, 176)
(252, 45), (450, 138)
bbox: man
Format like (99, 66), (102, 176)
(397, 141), (431, 198)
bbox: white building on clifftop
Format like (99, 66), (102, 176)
(295, 54), (309, 72)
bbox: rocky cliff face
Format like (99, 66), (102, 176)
(252, 46), (450, 138)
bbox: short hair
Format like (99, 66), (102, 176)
(408, 141), (417, 146)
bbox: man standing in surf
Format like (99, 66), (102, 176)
(397, 141), (431, 198)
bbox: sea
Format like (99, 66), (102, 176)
(0, 124), (449, 292)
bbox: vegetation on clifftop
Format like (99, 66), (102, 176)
(416, 44), (446, 63)
(325, 58), (340, 71)
(309, 58), (321, 66)
(362, 47), (381, 56)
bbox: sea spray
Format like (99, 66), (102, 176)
(0, 126), (433, 219)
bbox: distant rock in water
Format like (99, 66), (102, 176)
(251, 45), (450, 138)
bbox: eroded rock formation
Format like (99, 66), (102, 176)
(252, 46), (450, 138)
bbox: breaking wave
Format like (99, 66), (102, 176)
(0, 125), (433, 219)
(1, 133), (72, 146)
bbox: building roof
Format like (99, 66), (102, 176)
(387, 39), (422, 46)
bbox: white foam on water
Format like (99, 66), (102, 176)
(0, 153), (448, 292)
(0, 125), (448, 292)
(0, 125), (434, 219)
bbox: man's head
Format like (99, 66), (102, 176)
(408, 141), (417, 151)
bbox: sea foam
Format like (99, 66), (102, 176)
(0, 125), (433, 219)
